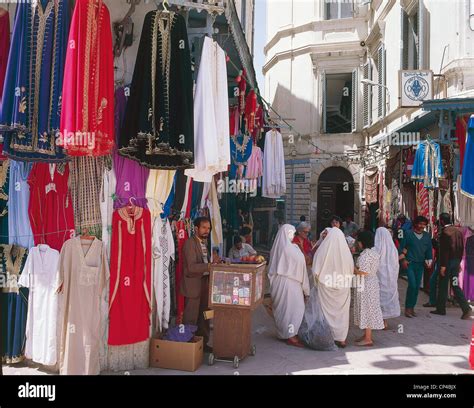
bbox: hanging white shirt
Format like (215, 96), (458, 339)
(100, 167), (116, 261)
(185, 36), (229, 182)
(152, 218), (175, 333)
(18, 245), (60, 366)
(262, 129), (286, 198)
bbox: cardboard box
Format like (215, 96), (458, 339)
(149, 336), (203, 372)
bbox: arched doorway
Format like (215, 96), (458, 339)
(317, 167), (355, 234)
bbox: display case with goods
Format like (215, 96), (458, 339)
(208, 262), (266, 368)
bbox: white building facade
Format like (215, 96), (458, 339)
(263, 0), (474, 233)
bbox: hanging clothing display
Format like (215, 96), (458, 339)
(0, 0), (70, 162)
(1, 244), (28, 364)
(416, 182), (430, 218)
(18, 244), (59, 366)
(58, 237), (108, 375)
(69, 157), (105, 237)
(230, 133), (253, 180)
(245, 145), (263, 183)
(411, 139), (445, 188)
(262, 129), (286, 198)
(364, 167), (378, 204)
(0, 159), (9, 245)
(147, 170), (176, 217)
(461, 115), (474, 198)
(229, 105), (239, 136)
(119, 11), (194, 169)
(100, 160), (116, 259)
(0, 8), (10, 103)
(28, 163), (75, 251)
(109, 207), (152, 346)
(185, 37), (229, 182)
(245, 90), (257, 135)
(113, 86), (149, 209)
(152, 218), (175, 333)
(8, 161), (34, 249)
(60, 0), (114, 156)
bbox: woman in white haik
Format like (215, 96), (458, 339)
(312, 227), (354, 348)
(268, 224), (310, 347)
(374, 227), (401, 328)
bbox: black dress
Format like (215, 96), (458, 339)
(119, 11), (194, 169)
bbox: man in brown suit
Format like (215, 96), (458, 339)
(180, 217), (220, 352)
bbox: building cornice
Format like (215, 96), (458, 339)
(264, 17), (368, 56)
(263, 41), (364, 75)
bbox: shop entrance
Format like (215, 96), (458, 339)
(316, 167), (355, 234)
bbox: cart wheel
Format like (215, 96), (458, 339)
(250, 345), (256, 356)
(233, 356), (239, 369)
(208, 353), (215, 366)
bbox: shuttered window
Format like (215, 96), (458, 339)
(321, 71), (326, 133)
(377, 44), (386, 118)
(363, 61), (372, 128)
(351, 69), (357, 132)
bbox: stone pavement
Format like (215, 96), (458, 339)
(3, 279), (473, 375)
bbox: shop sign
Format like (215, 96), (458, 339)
(399, 70), (433, 107)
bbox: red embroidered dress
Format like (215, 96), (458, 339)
(60, 0), (114, 156)
(28, 163), (75, 251)
(108, 207), (152, 345)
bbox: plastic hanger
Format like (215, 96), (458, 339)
(127, 196), (137, 216)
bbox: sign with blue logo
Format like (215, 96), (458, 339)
(399, 70), (433, 107)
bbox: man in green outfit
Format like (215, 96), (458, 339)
(398, 216), (433, 318)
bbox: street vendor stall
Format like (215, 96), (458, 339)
(208, 262), (266, 368)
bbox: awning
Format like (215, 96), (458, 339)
(422, 97), (474, 112)
(371, 110), (437, 145)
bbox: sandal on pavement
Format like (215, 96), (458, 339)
(286, 337), (305, 348)
(355, 340), (374, 347)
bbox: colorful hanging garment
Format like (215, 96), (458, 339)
(175, 220), (187, 324)
(0, 0), (70, 162)
(28, 163), (75, 251)
(416, 182), (430, 219)
(60, 0), (114, 156)
(109, 207), (152, 345)
(19, 244), (60, 366)
(461, 115), (474, 198)
(100, 158), (116, 260)
(230, 133), (253, 180)
(8, 161), (34, 249)
(58, 237), (108, 375)
(119, 10), (193, 169)
(0, 8), (10, 103)
(0, 159), (9, 245)
(114, 87), (149, 209)
(1, 244), (28, 364)
(152, 218), (175, 333)
(411, 139), (445, 188)
(245, 90), (257, 134)
(146, 170), (176, 217)
(185, 37), (229, 182)
(69, 157), (105, 238)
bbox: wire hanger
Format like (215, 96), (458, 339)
(127, 196), (137, 216)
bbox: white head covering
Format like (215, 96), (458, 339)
(268, 224), (307, 284)
(315, 227), (331, 246)
(312, 227), (354, 289)
(374, 227), (399, 286)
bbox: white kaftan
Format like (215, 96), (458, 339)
(19, 245), (60, 366)
(100, 166), (116, 259)
(262, 130), (286, 198)
(185, 36), (229, 182)
(152, 218), (175, 333)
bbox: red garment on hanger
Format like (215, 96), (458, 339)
(28, 163), (75, 251)
(175, 220), (188, 324)
(245, 90), (257, 134)
(60, 0), (115, 156)
(252, 103), (264, 142)
(229, 105), (239, 136)
(108, 207), (152, 345)
(238, 69), (247, 115)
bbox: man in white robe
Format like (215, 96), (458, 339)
(268, 224), (309, 347)
(312, 227), (354, 347)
